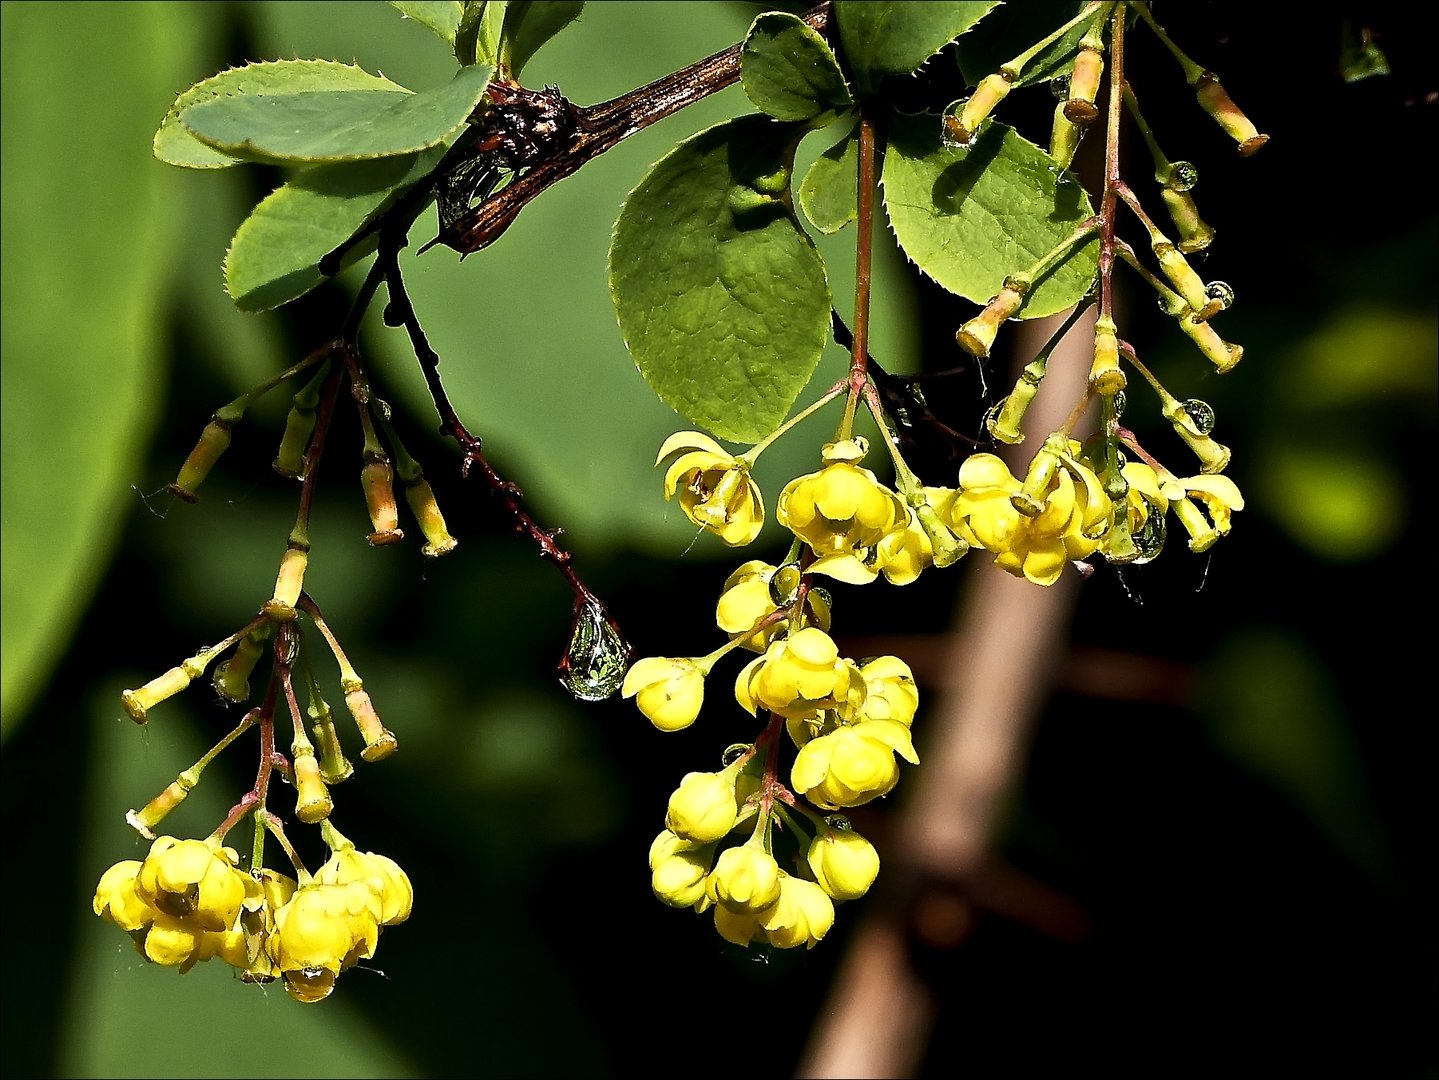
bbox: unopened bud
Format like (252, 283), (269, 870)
(213, 630), (267, 703)
(1049, 102), (1082, 170)
(956, 282), (1027, 358)
(361, 459), (404, 545)
(168, 419), (233, 503)
(1195, 73), (1268, 156)
(1088, 315), (1125, 395)
(1154, 243), (1210, 313)
(306, 694), (353, 784)
(292, 747), (333, 823)
(1064, 47), (1104, 124)
(1161, 187), (1216, 254)
(1177, 312), (1242, 373)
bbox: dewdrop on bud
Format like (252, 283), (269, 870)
(1163, 397), (1231, 473)
(1064, 46), (1104, 124)
(361, 458), (404, 546)
(168, 419), (233, 503)
(1194, 73), (1268, 156)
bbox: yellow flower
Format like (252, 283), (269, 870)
(268, 880), (384, 1003)
(807, 827), (880, 901)
(791, 721), (919, 809)
(777, 461), (905, 583)
(134, 835), (249, 933)
(854, 656), (918, 726)
(621, 656), (706, 732)
(658, 431), (763, 546)
(93, 860), (151, 933)
(1161, 472), (1244, 552)
(760, 873), (835, 949)
(706, 843), (782, 914)
(648, 831), (714, 909)
(875, 508), (932, 585)
(1103, 461), (1169, 564)
(713, 902), (766, 947)
(715, 561), (831, 652)
(950, 448), (1111, 586)
(665, 771), (739, 843)
(734, 627), (861, 720)
(313, 846), (412, 926)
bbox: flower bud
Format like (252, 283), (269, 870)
(121, 666), (191, 724)
(263, 544), (308, 621)
(1088, 314), (1125, 395)
(808, 826), (881, 900)
(943, 72), (1012, 147)
(1194, 73), (1268, 156)
(665, 771), (739, 843)
(621, 656), (706, 732)
(707, 843), (782, 914)
(1177, 312), (1242, 373)
(402, 477), (457, 556)
(344, 685), (397, 762)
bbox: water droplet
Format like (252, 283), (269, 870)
(1132, 508), (1167, 564)
(940, 99), (980, 150)
(809, 586), (833, 612)
(1168, 160), (1199, 191)
(1111, 390), (1127, 418)
(557, 595), (631, 702)
(1050, 74), (1072, 99)
(721, 743), (752, 767)
(823, 813), (853, 831)
(769, 562), (802, 607)
(1180, 398), (1216, 435)
(1204, 280), (1235, 309)
(283, 966), (338, 1003)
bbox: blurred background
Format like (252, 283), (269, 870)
(2, 2), (1434, 1077)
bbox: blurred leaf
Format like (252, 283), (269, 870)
(181, 64), (491, 165)
(1339, 20), (1391, 82)
(835, 0), (1000, 94)
(882, 116), (1097, 317)
(389, 0), (465, 46)
(799, 122), (860, 233)
(500, 1), (586, 79)
(1279, 307), (1437, 413)
(0, 3), (196, 736)
(954, 0), (1095, 87)
(224, 147), (446, 312)
(741, 10), (853, 122)
(155, 59), (409, 169)
(1253, 442), (1403, 562)
(1202, 629), (1389, 879)
(609, 115), (830, 443)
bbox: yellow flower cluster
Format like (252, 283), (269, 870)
(93, 833), (411, 1002)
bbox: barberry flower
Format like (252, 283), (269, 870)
(760, 872), (835, 949)
(621, 655), (707, 732)
(665, 770), (740, 843)
(648, 830), (714, 908)
(658, 431), (763, 546)
(134, 836), (250, 933)
(707, 842), (783, 914)
(733, 627), (862, 720)
(314, 845), (413, 926)
(790, 720), (919, 809)
(1161, 472), (1244, 551)
(777, 445), (906, 583)
(854, 656), (919, 726)
(267, 879), (384, 1003)
(807, 826), (881, 900)
(715, 561), (831, 651)
(93, 860), (151, 933)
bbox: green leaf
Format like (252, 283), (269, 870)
(1, 3), (197, 736)
(390, 0), (465, 46)
(799, 123), (860, 233)
(835, 0), (1000, 94)
(882, 115), (1097, 317)
(154, 59), (408, 169)
(609, 115), (831, 443)
(180, 63), (491, 165)
(741, 11), (853, 123)
(955, 1), (1097, 88)
(501, 1), (585, 79)
(1254, 443), (1404, 562)
(224, 147), (447, 312)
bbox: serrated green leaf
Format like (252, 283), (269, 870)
(836, 0), (1000, 94)
(609, 115), (831, 443)
(224, 148), (446, 311)
(180, 63), (491, 165)
(955, 1), (1098, 88)
(882, 115), (1096, 317)
(390, 0), (465, 46)
(799, 123), (859, 233)
(501, 1), (585, 79)
(741, 11), (853, 123)
(155, 59), (408, 169)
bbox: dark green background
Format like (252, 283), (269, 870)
(2, 3), (1434, 1077)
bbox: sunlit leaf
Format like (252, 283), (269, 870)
(835, 0), (999, 94)
(954, 0), (1098, 87)
(501, 1), (585, 78)
(154, 59), (408, 169)
(180, 64), (491, 165)
(741, 10), (853, 123)
(609, 115), (831, 443)
(389, 0), (465, 46)
(882, 115), (1097, 316)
